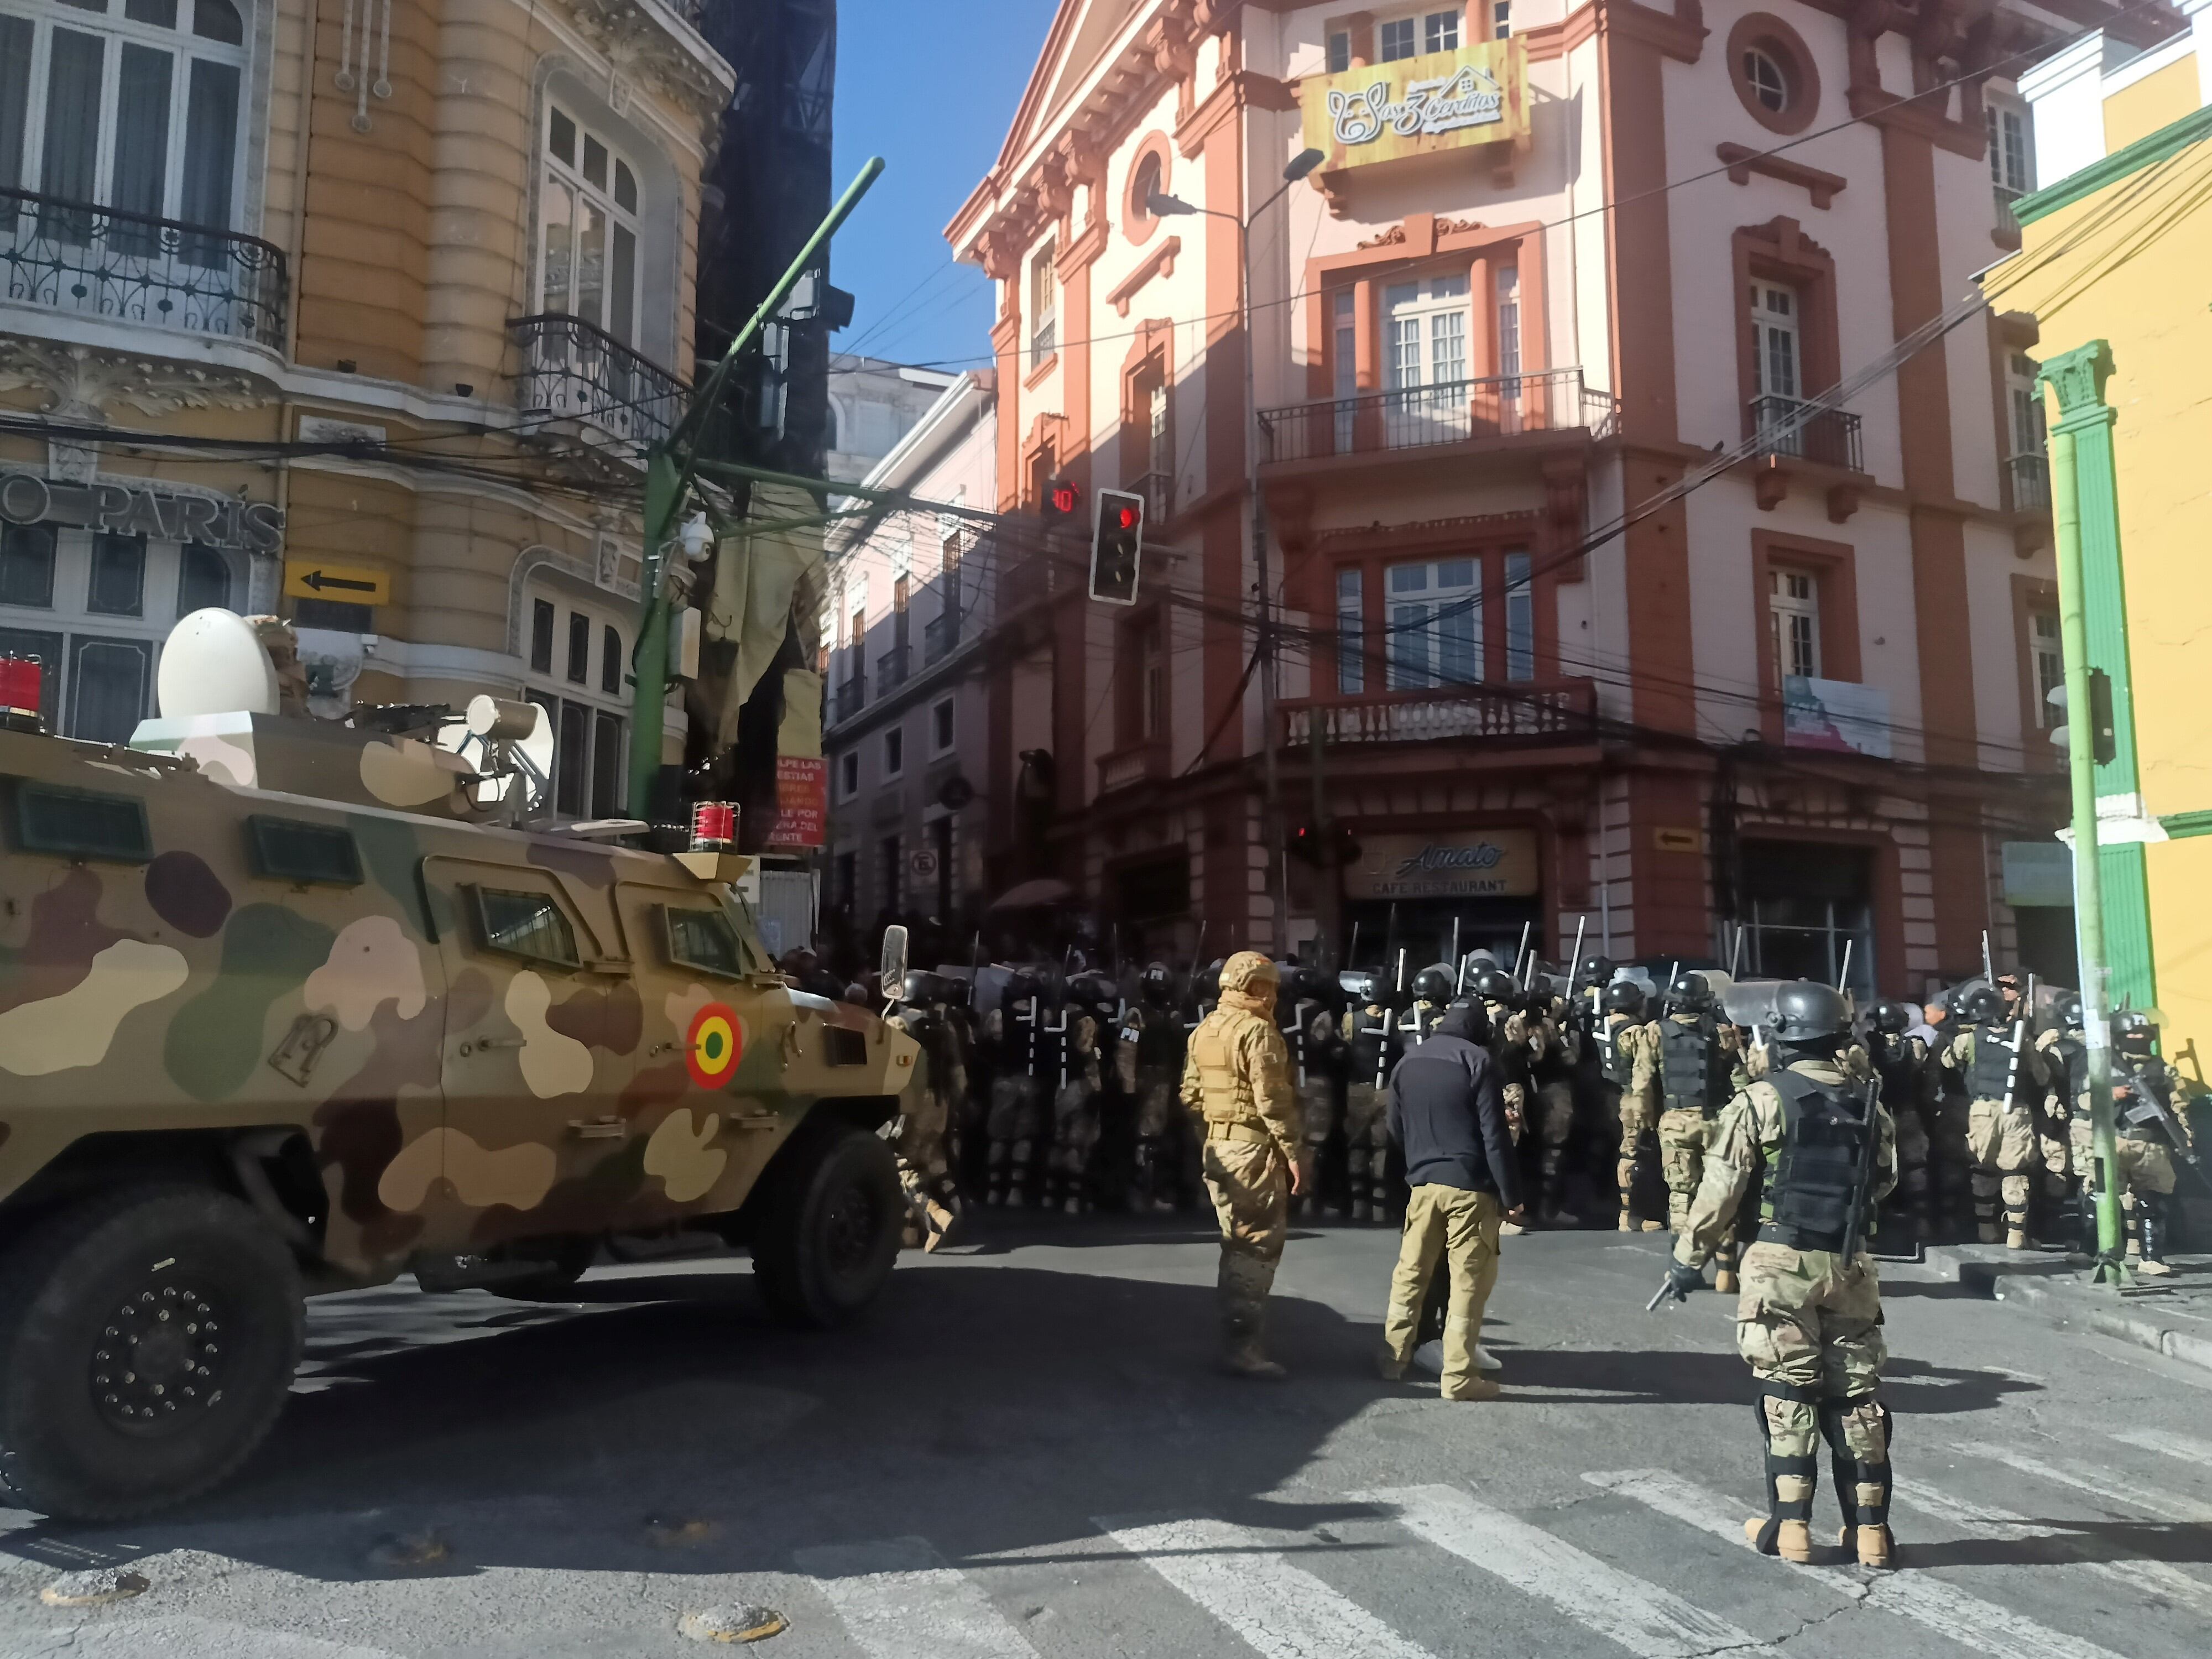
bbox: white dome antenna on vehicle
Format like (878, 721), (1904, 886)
(156, 609), (281, 720)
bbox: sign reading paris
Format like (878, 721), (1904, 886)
(1300, 39), (1529, 172)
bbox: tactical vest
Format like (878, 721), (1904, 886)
(1189, 1012), (1261, 1126)
(1599, 1016), (1639, 1088)
(1758, 1070), (1878, 1250)
(1134, 1009), (1185, 1074)
(1660, 1018), (1727, 1114)
(2053, 1034), (2088, 1110)
(1871, 1035), (1919, 1116)
(2116, 1058), (2178, 1145)
(1344, 1006), (1392, 1087)
(1965, 1024), (2021, 1103)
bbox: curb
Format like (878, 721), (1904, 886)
(1924, 1243), (2212, 1375)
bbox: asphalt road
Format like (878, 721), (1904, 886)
(1, 1220), (2208, 1658)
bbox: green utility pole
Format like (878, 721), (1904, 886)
(2041, 340), (2128, 1279)
(627, 158), (885, 822)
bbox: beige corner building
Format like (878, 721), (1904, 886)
(0, 0), (732, 816)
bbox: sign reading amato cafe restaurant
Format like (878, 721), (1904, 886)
(1300, 38), (1530, 173)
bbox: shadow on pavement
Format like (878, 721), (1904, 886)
(1902, 1519), (2212, 1569)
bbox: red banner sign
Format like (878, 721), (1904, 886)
(766, 755), (827, 849)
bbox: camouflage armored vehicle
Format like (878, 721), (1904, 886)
(0, 618), (922, 1521)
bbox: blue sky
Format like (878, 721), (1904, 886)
(829, 0), (1053, 371)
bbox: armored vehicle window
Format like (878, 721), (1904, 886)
(248, 816), (362, 885)
(823, 1025), (869, 1067)
(12, 781), (152, 862)
(471, 887), (580, 968)
(663, 906), (745, 978)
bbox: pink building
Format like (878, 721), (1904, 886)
(912, 0), (2174, 990)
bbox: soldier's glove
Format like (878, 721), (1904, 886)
(1647, 1260), (1706, 1309)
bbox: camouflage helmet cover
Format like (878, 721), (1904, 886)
(1218, 951), (1279, 997)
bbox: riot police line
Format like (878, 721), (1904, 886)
(846, 939), (2200, 1271)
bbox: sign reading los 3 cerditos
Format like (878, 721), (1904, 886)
(0, 471), (283, 554)
(1300, 39), (1530, 171)
(1344, 828), (1541, 900)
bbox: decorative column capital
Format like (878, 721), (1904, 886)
(2038, 339), (2115, 432)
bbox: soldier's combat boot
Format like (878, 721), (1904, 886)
(2137, 1192), (2173, 1276)
(1748, 1388), (1819, 1563)
(1821, 1395), (1896, 1569)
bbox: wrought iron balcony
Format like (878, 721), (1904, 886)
(511, 313), (686, 449)
(0, 185), (286, 349)
(2007, 452), (2051, 513)
(832, 673), (866, 724)
(1749, 395), (1864, 473)
(1259, 369), (1617, 464)
(924, 609), (962, 665)
(877, 642), (909, 692)
(1993, 185), (2023, 242)
(1278, 680), (1599, 748)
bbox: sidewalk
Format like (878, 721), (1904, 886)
(1921, 1240), (2212, 1374)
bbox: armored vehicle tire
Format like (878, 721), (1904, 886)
(0, 1187), (304, 1522)
(752, 1126), (903, 1329)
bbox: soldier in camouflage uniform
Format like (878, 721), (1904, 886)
(2112, 1010), (2193, 1275)
(1524, 981), (1582, 1225)
(1046, 974), (1117, 1213)
(1472, 969), (1533, 1139)
(1123, 963), (1191, 1212)
(2037, 993), (2090, 1253)
(982, 970), (1046, 1207)
(1181, 952), (1303, 1378)
(1656, 972), (1743, 1291)
(1936, 983), (2047, 1247)
(1868, 1000), (1935, 1242)
(1589, 979), (1665, 1232)
(1279, 966), (1344, 1220)
(1664, 980), (1900, 1569)
(888, 971), (968, 1250)
(1341, 971), (1400, 1223)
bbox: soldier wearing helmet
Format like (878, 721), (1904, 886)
(1469, 968), (1533, 1141)
(1934, 978), (2048, 1248)
(1404, 964), (1458, 1046)
(1276, 964), (1345, 1222)
(1123, 963), (1192, 1212)
(1661, 980), (1900, 1569)
(1341, 968), (1400, 1224)
(1866, 1000), (1936, 1242)
(2030, 990), (2089, 1251)
(2111, 1010), (2193, 1275)
(1519, 974), (1583, 1227)
(1045, 973), (1118, 1214)
(1656, 969), (1746, 1291)
(1592, 977), (1666, 1232)
(886, 970), (968, 1251)
(981, 968), (1049, 1208)
(1180, 951), (1303, 1378)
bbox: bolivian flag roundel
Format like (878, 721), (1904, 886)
(686, 1002), (743, 1089)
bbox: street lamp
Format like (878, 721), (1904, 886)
(1144, 148), (1326, 959)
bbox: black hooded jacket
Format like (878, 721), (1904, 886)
(1386, 1005), (1523, 1206)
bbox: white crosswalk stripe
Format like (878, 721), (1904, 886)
(1584, 1468), (2135, 1659)
(2109, 1426), (2212, 1474)
(1360, 1483), (1785, 1659)
(1949, 1444), (2212, 1523)
(1893, 1477), (2212, 1618)
(791, 1536), (1041, 1659)
(1095, 1514), (1433, 1659)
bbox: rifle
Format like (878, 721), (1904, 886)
(1839, 1074), (1884, 1262)
(2119, 1067), (2208, 1185)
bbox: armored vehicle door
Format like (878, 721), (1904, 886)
(418, 854), (638, 1249)
(613, 877), (795, 1218)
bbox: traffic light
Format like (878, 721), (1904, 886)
(1090, 487), (1145, 606)
(1288, 822), (1363, 866)
(1043, 475), (1083, 524)
(2047, 669), (2117, 766)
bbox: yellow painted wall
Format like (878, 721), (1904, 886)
(2103, 57), (2201, 154)
(2000, 114), (2212, 1065)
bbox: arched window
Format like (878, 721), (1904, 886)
(1743, 46), (1788, 114)
(0, 0), (249, 232)
(540, 102), (641, 345)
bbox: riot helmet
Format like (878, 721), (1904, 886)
(1194, 958), (1225, 1004)
(1954, 984), (2006, 1026)
(1579, 955), (1618, 993)
(2055, 990), (2084, 1030)
(1140, 962), (1175, 1006)
(1278, 963), (1322, 1004)
(2112, 1008), (2158, 1055)
(1344, 969), (1388, 1009)
(1870, 999), (1914, 1036)
(1473, 968), (1519, 1005)
(1602, 979), (1647, 1018)
(901, 969), (948, 1007)
(1068, 971), (1119, 1013)
(1411, 964), (1455, 1005)
(1769, 980), (1851, 1042)
(1001, 968), (1040, 1010)
(1666, 970), (1714, 1013)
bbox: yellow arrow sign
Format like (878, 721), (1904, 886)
(283, 560), (389, 605)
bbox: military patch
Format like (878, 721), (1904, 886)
(686, 1002), (742, 1089)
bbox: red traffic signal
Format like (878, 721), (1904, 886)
(1089, 487), (1145, 606)
(1045, 477), (1083, 520)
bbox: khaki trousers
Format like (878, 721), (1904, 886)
(1383, 1185), (1502, 1398)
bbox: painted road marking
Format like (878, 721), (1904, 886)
(792, 1536), (1041, 1659)
(1096, 1514), (1433, 1659)
(1584, 1468), (2131, 1659)
(1894, 1477), (2212, 1618)
(1950, 1444), (2212, 1524)
(1361, 1483), (1785, 1659)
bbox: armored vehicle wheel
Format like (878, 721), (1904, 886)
(0, 1187), (304, 1522)
(752, 1126), (902, 1329)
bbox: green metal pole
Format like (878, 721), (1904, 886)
(627, 157), (886, 821)
(2044, 371), (2127, 1281)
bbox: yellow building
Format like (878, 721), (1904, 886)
(2001, 8), (2212, 1066)
(0, 0), (733, 813)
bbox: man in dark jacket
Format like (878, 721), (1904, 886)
(1379, 1004), (1526, 1400)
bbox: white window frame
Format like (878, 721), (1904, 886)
(1491, 1), (1512, 39)
(1384, 273), (1470, 393)
(521, 584), (630, 821)
(1769, 567), (1820, 683)
(1422, 8), (1459, 53)
(1987, 98), (2034, 199)
(1378, 15), (1417, 60)
(2031, 610), (2064, 727)
(1029, 239), (1057, 364)
(1335, 566), (1365, 696)
(0, 0), (250, 231)
(1386, 556), (1482, 690)
(538, 100), (644, 345)
(1751, 280), (1801, 404)
(2006, 351), (2045, 460)
(1743, 46), (1789, 114)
